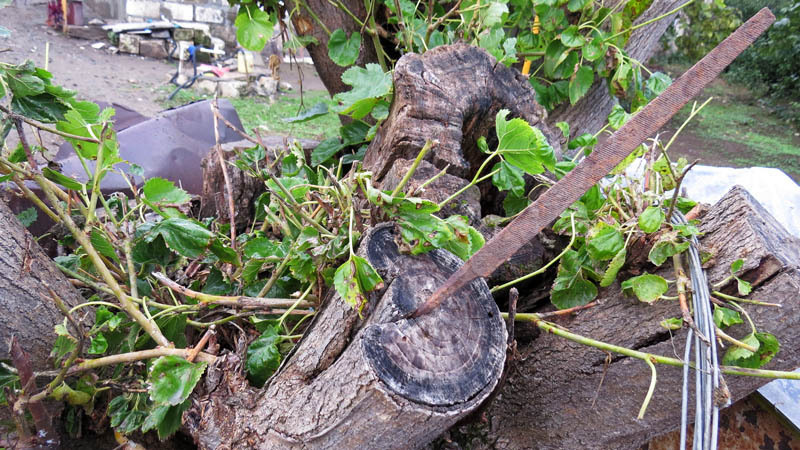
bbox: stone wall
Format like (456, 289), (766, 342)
(87, 0), (238, 47)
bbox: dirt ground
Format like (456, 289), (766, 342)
(0, 2), (326, 117)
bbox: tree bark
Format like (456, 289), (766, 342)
(0, 199), (86, 366)
(363, 44), (561, 183)
(287, 0), (380, 96)
(548, 0), (686, 140)
(472, 186), (800, 449)
(186, 223), (506, 449)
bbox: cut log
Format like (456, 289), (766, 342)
(363, 44), (561, 182)
(185, 223), (506, 449)
(198, 137), (319, 229)
(0, 199), (86, 364)
(473, 186), (800, 449)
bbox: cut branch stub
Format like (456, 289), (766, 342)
(362, 226), (506, 406)
(187, 223), (506, 449)
(363, 43), (561, 183)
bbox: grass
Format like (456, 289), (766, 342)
(659, 63), (800, 182)
(158, 87), (341, 141)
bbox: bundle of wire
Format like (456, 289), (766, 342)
(673, 211), (730, 449)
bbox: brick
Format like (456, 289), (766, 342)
(118, 33), (141, 54)
(195, 6), (224, 24)
(161, 2), (194, 21)
(126, 0), (159, 19)
(139, 39), (168, 59)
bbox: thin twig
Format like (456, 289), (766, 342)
(665, 159), (699, 224)
(211, 99), (237, 249)
(187, 325), (216, 363)
(391, 139), (435, 197)
(152, 271), (312, 310)
(13, 119), (38, 170)
(0, 104), (101, 143)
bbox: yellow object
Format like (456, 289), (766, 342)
(237, 51), (255, 74)
(532, 14), (540, 35)
(522, 59), (532, 75)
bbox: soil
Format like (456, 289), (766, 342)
(0, 2), (325, 117)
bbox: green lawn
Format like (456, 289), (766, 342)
(660, 64), (800, 182)
(159, 88), (341, 141)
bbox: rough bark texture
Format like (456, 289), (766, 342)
(549, 0), (685, 140)
(363, 44), (562, 182)
(287, 0), (379, 96)
(186, 224), (506, 449)
(474, 186), (800, 449)
(0, 199), (86, 364)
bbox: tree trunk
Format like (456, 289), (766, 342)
(0, 199), (86, 366)
(186, 224), (507, 449)
(548, 0), (686, 139)
(287, 0), (380, 96)
(472, 186), (800, 449)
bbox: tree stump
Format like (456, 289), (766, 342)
(185, 224), (506, 448)
(475, 186), (800, 449)
(363, 44), (561, 182)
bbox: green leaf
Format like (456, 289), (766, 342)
(132, 235), (171, 266)
(660, 317), (683, 330)
(607, 104), (631, 130)
(722, 332), (779, 369)
(560, 26), (585, 48)
(88, 333), (108, 354)
(567, 0), (591, 11)
(90, 229), (119, 262)
(148, 356), (207, 406)
(567, 133), (597, 150)
(569, 65), (594, 105)
(648, 234), (690, 266)
(42, 167), (84, 190)
(210, 239), (240, 266)
(503, 191), (529, 216)
(52, 382), (92, 406)
(551, 276), (597, 309)
(586, 223), (624, 261)
(638, 206), (665, 233)
(243, 237), (286, 259)
(283, 102), (329, 123)
(235, 5), (275, 51)
(713, 306), (743, 328)
(352, 255), (383, 292)
(311, 137), (344, 167)
(340, 120), (370, 145)
(599, 247), (626, 287)
(645, 72), (672, 100)
(334, 64), (392, 119)
(147, 219), (213, 258)
(580, 185), (604, 211)
(334, 258), (362, 309)
(555, 121), (570, 139)
(6, 72), (45, 97)
(16, 207), (37, 228)
(621, 273), (668, 303)
(731, 259), (744, 273)
(495, 109), (556, 175)
(143, 178), (191, 205)
(142, 399), (190, 440)
(492, 161), (526, 197)
(737, 277), (752, 296)
(246, 325), (281, 387)
(582, 37), (604, 61)
(327, 29), (361, 67)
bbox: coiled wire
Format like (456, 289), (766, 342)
(673, 211), (729, 450)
